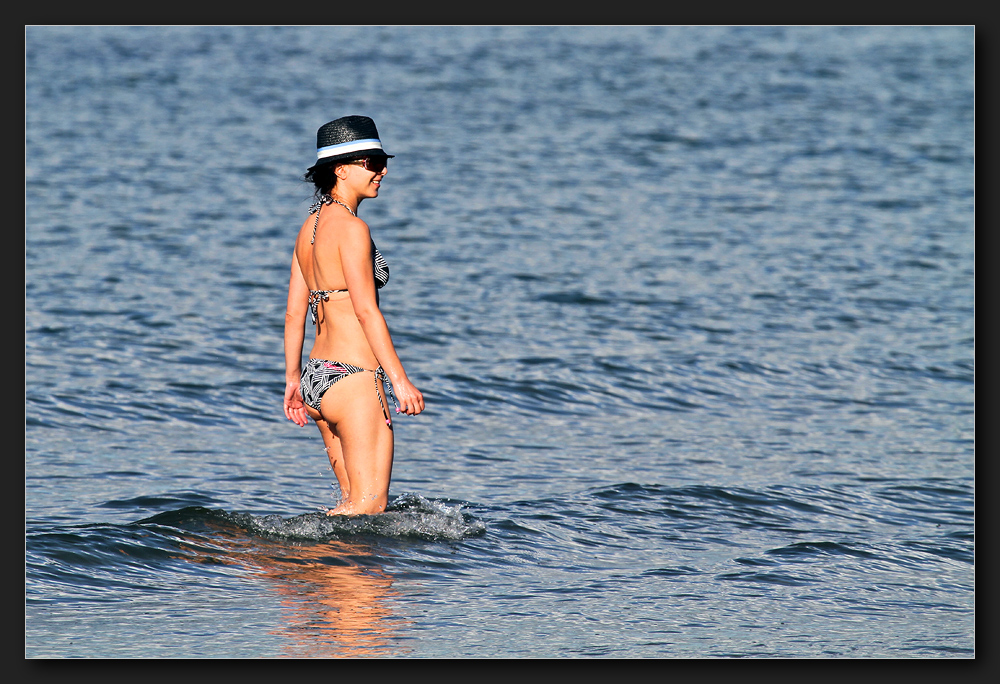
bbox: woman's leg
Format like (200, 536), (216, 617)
(306, 408), (351, 504)
(318, 372), (394, 515)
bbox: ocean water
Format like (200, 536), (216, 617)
(25, 25), (974, 658)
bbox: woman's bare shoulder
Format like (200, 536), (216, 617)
(309, 209), (368, 246)
(333, 214), (372, 249)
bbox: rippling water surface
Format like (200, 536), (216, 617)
(25, 25), (974, 658)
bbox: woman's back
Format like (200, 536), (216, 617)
(295, 202), (381, 367)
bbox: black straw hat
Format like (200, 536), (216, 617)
(308, 115), (394, 171)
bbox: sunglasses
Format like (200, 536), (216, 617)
(347, 156), (388, 173)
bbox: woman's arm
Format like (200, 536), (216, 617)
(339, 220), (425, 416)
(283, 251), (310, 426)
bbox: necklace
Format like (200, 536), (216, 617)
(328, 196), (357, 217)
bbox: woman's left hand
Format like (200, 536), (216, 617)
(393, 378), (425, 416)
(284, 380), (309, 427)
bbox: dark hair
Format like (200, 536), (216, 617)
(303, 163), (340, 198)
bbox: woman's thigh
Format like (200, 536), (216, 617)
(319, 372), (394, 480)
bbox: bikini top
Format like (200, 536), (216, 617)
(307, 195), (389, 324)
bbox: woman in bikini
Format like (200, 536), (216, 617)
(283, 115), (424, 516)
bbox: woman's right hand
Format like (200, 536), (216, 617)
(284, 380), (309, 427)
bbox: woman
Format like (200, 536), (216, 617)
(283, 115), (424, 516)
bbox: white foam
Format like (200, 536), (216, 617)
(235, 494), (485, 541)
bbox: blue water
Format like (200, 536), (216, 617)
(25, 25), (974, 658)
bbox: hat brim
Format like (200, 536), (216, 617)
(307, 150), (394, 173)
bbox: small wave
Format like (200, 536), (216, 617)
(141, 493), (486, 542)
(764, 540), (878, 560)
(716, 570), (817, 587)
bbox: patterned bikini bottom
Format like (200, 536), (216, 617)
(300, 359), (398, 426)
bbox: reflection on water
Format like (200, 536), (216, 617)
(262, 541), (404, 658)
(184, 523), (406, 658)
